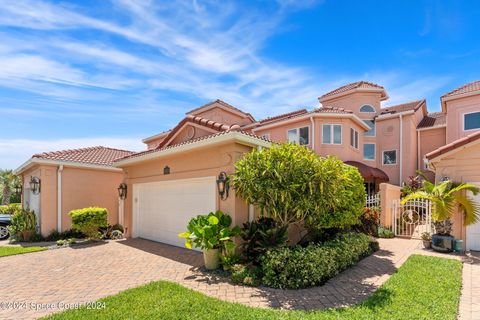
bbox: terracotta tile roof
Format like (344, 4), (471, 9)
(442, 80), (480, 98)
(344, 161), (389, 182)
(380, 100), (425, 115)
(116, 131), (270, 163)
(186, 99), (255, 121)
(156, 115), (241, 149)
(259, 109), (309, 124)
(417, 112), (447, 129)
(314, 106), (353, 114)
(32, 146), (134, 166)
(426, 130), (480, 160)
(320, 81), (386, 100)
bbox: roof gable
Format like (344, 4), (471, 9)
(319, 81), (388, 102)
(426, 130), (480, 161)
(186, 99), (255, 123)
(380, 100), (426, 115)
(417, 112), (446, 129)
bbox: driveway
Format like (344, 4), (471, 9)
(0, 238), (423, 319)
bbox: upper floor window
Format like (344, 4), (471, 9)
(364, 143), (375, 160)
(464, 112), (480, 131)
(322, 124), (342, 145)
(287, 127), (309, 145)
(350, 128), (359, 149)
(383, 150), (397, 165)
(363, 120), (376, 137)
(360, 105), (375, 113)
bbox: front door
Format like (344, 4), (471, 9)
(24, 187), (41, 232)
(466, 182), (480, 251)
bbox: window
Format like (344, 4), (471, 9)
(464, 112), (480, 131)
(350, 128), (359, 149)
(363, 119), (376, 137)
(383, 150), (397, 165)
(261, 133), (271, 140)
(360, 105), (375, 113)
(364, 143), (375, 160)
(322, 124), (342, 144)
(287, 127), (309, 145)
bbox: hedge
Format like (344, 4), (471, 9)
(0, 203), (21, 215)
(69, 207), (108, 240)
(260, 232), (374, 289)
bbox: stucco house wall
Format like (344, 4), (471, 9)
(419, 127), (447, 181)
(444, 94), (480, 143)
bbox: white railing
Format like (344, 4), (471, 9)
(392, 198), (432, 239)
(365, 194), (380, 208)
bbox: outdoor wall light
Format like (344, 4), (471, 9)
(14, 183), (22, 196)
(118, 183), (128, 200)
(29, 177), (41, 195)
(216, 171), (230, 201)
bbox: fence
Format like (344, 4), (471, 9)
(365, 193), (380, 208)
(391, 198), (432, 239)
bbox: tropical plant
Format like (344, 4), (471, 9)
(355, 207), (380, 236)
(421, 232), (431, 241)
(233, 144), (365, 230)
(69, 207), (108, 240)
(0, 170), (20, 205)
(377, 226), (395, 238)
(178, 211), (240, 252)
(401, 180), (480, 235)
(239, 217), (288, 263)
(7, 209), (37, 241)
(0, 203), (21, 215)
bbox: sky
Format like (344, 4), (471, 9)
(0, 0), (479, 169)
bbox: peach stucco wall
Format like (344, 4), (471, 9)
(194, 106), (253, 126)
(419, 127), (446, 181)
(22, 164), (124, 236)
(444, 95), (480, 143)
(320, 92), (383, 115)
(119, 141), (253, 237)
(431, 142), (480, 242)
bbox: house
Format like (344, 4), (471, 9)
(15, 147), (134, 236)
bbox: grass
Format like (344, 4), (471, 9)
(45, 255), (462, 320)
(0, 246), (47, 257)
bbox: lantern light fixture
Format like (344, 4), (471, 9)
(118, 183), (127, 200)
(14, 183), (23, 196)
(29, 177), (41, 195)
(216, 172), (230, 201)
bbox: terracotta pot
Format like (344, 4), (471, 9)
(422, 240), (431, 249)
(203, 248), (220, 270)
(22, 230), (33, 241)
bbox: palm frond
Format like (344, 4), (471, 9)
(455, 195), (480, 226)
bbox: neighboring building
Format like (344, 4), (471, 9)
(15, 147), (133, 236)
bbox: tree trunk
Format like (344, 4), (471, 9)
(2, 186), (11, 205)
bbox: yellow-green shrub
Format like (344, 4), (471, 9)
(69, 207), (107, 240)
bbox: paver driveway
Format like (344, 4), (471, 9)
(0, 238), (420, 319)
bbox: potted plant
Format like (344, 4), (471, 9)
(179, 211), (240, 270)
(421, 232), (432, 249)
(21, 210), (37, 241)
(402, 180), (480, 253)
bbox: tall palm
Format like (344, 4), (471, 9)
(402, 180), (480, 234)
(0, 169), (18, 205)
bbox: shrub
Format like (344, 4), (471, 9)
(220, 253), (242, 271)
(260, 232), (371, 289)
(7, 209), (36, 240)
(0, 203), (21, 215)
(69, 207), (108, 240)
(231, 264), (262, 286)
(378, 226), (395, 238)
(240, 217), (288, 263)
(45, 229), (85, 241)
(233, 144), (365, 231)
(354, 207), (380, 236)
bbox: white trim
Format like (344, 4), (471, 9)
(466, 182), (480, 251)
(350, 127), (359, 149)
(115, 131), (272, 167)
(15, 158), (122, 175)
(321, 124), (342, 145)
(399, 114), (403, 184)
(57, 165), (63, 232)
(463, 111), (480, 132)
(162, 122), (218, 147)
(363, 143), (376, 161)
(252, 113), (370, 131)
(119, 198), (125, 226)
(376, 110), (415, 120)
(382, 149), (398, 166)
(310, 116), (315, 150)
(359, 104), (376, 113)
(362, 119), (376, 137)
(286, 125), (310, 146)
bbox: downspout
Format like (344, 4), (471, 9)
(57, 165), (64, 232)
(310, 116), (315, 150)
(417, 129), (421, 172)
(399, 114), (403, 185)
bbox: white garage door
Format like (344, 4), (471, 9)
(467, 182), (480, 251)
(133, 176), (217, 248)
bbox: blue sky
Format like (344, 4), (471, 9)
(1, 0), (479, 168)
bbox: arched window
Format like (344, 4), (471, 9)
(360, 105), (375, 113)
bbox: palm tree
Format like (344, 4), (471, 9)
(0, 169), (19, 205)
(401, 180), (480, 235)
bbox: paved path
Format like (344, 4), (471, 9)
(459, 252), (480, 320)
(0, 237), (459, 319)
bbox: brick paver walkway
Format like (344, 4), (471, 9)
(459, 252), (480, 320)
(0, 237), (436, 319)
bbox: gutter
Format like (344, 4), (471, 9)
(15, 159), (122, 175)
(57, 165), (64, 232)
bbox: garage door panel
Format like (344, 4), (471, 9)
(133, 177), (216, 248)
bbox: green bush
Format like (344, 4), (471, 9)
(231, 264), (262, 286)
(354, 207), (380, 236)
(378, 226), (395, 238)
(240, 217), (288, 263)
(260, 232), (372, 289)
(0, 203), (21, 215)
(69, 207), (108, 240)
(233, 144), (365, 230)
(44, 229), (85, 241)
(7, 209), (37, 240)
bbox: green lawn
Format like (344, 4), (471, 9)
(0, 246), (47, 257)
(46, 255), (462, 320)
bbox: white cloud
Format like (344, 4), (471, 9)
(0, 138), (145, 169)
